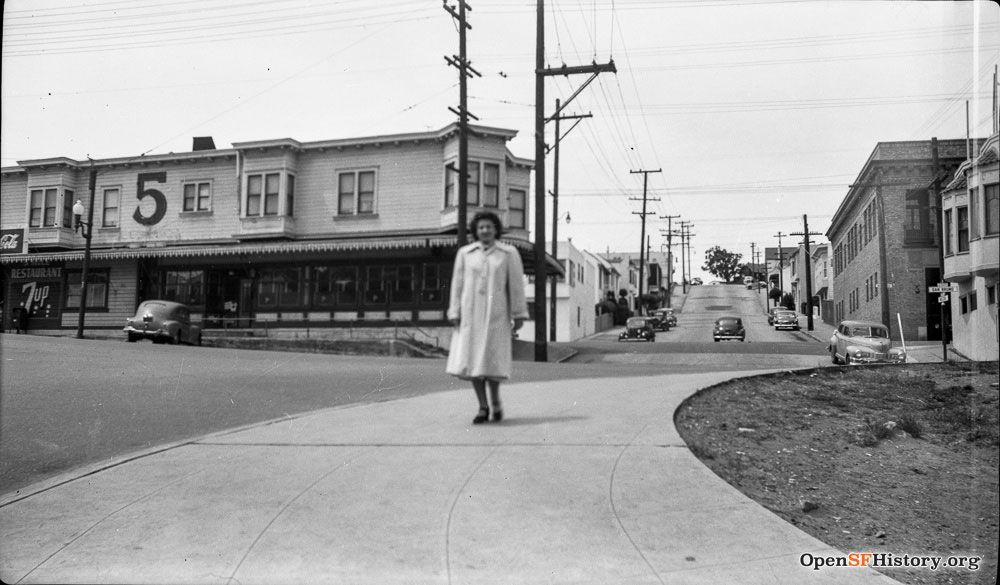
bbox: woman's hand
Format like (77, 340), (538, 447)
(512, 318), (524, 331)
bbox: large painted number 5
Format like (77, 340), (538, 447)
(134, 172), (167, 226)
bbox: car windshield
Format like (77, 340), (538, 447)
(851, 326), (889, 338)
(778, 311), (795, 317)
(716, 319), (739, 326)
(626, 318), (648, 327)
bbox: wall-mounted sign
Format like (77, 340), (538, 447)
(134, 172), (168, 226)
(0, 228), (26, 254)
(7, 265), (64, 328)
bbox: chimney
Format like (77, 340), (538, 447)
(192, 136), (216, 151)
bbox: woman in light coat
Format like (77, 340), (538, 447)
(446, 211), (528, 424)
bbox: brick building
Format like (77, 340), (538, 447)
(1, 123), (560, 341)
(941, 132), (999, 360)
(826, 138), (982, 341)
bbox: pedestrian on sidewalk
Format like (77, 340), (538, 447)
(446, 211), (529, 424)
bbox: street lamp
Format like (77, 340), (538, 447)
(76, 164), (97, 339)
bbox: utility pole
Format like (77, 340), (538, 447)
(629, 169), (661, 315)
(76, 162), (97, 339)
(548, 99), (592, 342)
(679, 221), (694, 292)
(750, 242), (761, 298)
(533, 0), (616, 362)
(443, 0), (481, 246)
(791, 216), (823, 331)
(660, 214), (680, 307)
(773, 231), (786, 296)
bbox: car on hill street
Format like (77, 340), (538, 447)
(619, 316), (656, 342)
(767, 306), (786, 325)
(773, 310), (800, 331)
(713, 316), (746, 342)
(828, 320), (906, 365)
(649, 309), (674, 331)
(659, 307), (677, 327)
(124, 300), (202, 345)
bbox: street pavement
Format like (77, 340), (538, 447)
(0, 370), (900, 585)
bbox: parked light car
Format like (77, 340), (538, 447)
(829, 320), (905, 365)
(713, 316), (746, 342)
(773, 310), (800, 331)
(744, 276), (756, 289)
(691, 277), (703, 286)
(767, 306), (786, 326)
(619, 317), (656, 342)
(124, 300), (202, 345)
(648, 310), (671, 332)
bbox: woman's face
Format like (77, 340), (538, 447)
(476, 219), (497, 243)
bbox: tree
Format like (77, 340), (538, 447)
(780, 292), (796, 311)
(768, 287), (783, 302)
(702, 246), (743, 283)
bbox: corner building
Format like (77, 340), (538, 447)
(1, 124), (556, 341)
(826, 139), (979, 342)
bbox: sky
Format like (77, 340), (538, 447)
(2, 0), (999, 281)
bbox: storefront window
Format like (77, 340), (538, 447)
(65, 270), (109, 309)
(257, 268), (301, 309)
(312, 266), (358, 308)
(422, 263), (446, 304)
(163, 270), (204, 306)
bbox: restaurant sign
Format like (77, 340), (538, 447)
(8, 265), (64, 328)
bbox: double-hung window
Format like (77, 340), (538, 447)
(102, 187), (120, 227)
(338, 170), (376, 215)
(466, 163), (479, 206)
(985, 183), (999, 235)
(183, 181), (212, 212)
(66, 269), (109, 309)
(63, 190), (74, 228)
(444, 163), (457, 208)
(508, 189), (526, 228)
(957, 206), (969, 252)
(29, 188), (58, 227)
(245, 172), (288, 217)
(482, 163), (499, 207)
(943, 209), (953, 255)
(969, 188), (980, 240)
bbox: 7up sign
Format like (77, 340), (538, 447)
(8, 265), (64, 328)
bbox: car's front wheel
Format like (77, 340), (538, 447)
(126, 333), (139, 343)
(172, 331), (182, 345)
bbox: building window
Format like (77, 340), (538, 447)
(364, 265), (415, 305)
(286, 174), (295, 217)
(467, 162), (480, 206)
(987, 284), (996, 305)
(65, 269), (109, 309)
(182, 181), (211, 212)
(957, 206), (969, 252)
(421, 263), (446, 304)
(483, 163), (499, 207)
(163, 269), (205, 306)
(969, 188), (980, 240)
(312, 265), (358, 308)
(960, 295), (969, 314)
(969, 291), (977, 312)
(102, 188), (120, 227)
(444, 163), (457, 208)
(943, 209), (953, 255)
(985, 183), (999, 235)
(63, 189), (74, 228)
(245, 172), (286, 217)
(873, 271), (878, 297)
(569, 260), (576, 286)
(29, 188), (58, 227)
(257, 268), (301, 309)
(338, 170), (376, 215)
(509, 189), (526, 229)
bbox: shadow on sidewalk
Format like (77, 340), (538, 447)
(492, 415), (589, 427)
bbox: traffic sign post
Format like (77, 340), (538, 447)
(938, 293), (950, 303)
(929, 282), (955, 362)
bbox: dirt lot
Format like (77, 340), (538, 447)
(675, 362), (998, 585)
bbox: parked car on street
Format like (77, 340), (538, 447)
(767, 306), (787, 325)
(713, 316), (746, 342)
(619, 316), (656, 342)
(648, 310), (671, 332)
(691, 277), (703, 286)
(773, 310), (800, 331)
(829, 320), (905, 365)
(744, 276), (756, 289)
(659, 307), (677, 327)
(124, 300), (202, 345)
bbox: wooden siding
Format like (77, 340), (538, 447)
(1, 173), (28, 227)
(60, 261), (138, 328)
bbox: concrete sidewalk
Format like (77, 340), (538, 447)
(0, 371), (899, 585)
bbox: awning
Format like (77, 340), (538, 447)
(1, 234), (565, 276)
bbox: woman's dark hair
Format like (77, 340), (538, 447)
(469, 211), (503, 240)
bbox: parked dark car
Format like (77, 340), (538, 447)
(829, 320), (905, 365)
(767, 306), (786, 325)
(658, 307), (677, 327)
(773, 310), (800, 331)
(649, 309), (672, 331)
(713, 316), (745, 342)
(124, 300), (202, 345)
(619, 317), (656, 342)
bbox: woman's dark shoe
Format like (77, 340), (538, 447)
(491, 406), (503, 423)
(473, 407), (490, 425)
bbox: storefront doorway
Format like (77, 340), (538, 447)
(205, 269), (253, 327)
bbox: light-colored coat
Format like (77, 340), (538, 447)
(446, 240), (529, 380)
